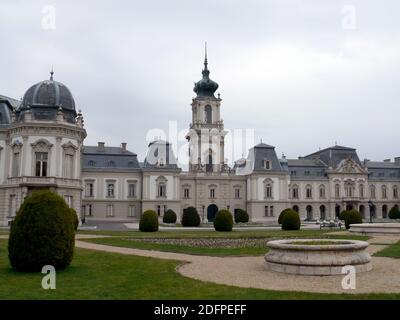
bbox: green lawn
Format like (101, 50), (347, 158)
(82, 230), (368, 256)
(0, 239), (398, 300)
(374, 241), (400, 258)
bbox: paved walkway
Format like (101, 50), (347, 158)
(76, 234), (400, 294)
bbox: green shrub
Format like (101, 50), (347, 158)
(278, 208), (292, 225)
(214, 210), (233, 231)
(139, 210), (159, 232)
(69, 208), (79, 231)
(343, 209), (362, 229)
(234, 209), (249, 223)
(8, 190), (75, 272)
(339, 210), (347, 221)
(163, 209), (177, 224)
(181, 207), (201, 227)
(389, 207), (400, 219)
(281, 210), (301, 230)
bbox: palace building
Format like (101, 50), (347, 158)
(1, 56), (399, 226)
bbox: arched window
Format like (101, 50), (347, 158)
(264, 179), (273, 199)
(206, 154), (213, 172)
(345, 180), (355, 197)
(156, 176), (167, 198)
(393, 186), (399, 199)
(107, 161), (116, 167)
(382, 185), (387, 199)
(205, 105), (212, 124)
(382, 205), (388, 218)
(305, 185), (312, 199)
(370, 185), (376, 199)
(291, 185), (299, 199)
(319, 185), (325, 199)
(335, 184), (340, 198)
(88, 160), (96, 167)
(359, 184), (364, 198)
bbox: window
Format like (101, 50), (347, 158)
(306, 185), (312, 199)
(291, 185), (299, 199)
(158, 183), (166, 197)
(12, 152), (20, 177)
(64, 195), (73, 208)
(234, 188), (240, 199)
(319, 185), (325, 198)
(304, 171), (310, 176)
(128, 205), (136, 217)
(359, 184), (364, 198)
(205, 105), (212, 123)
(382, 185), (387, 199)
(335, 184), (340, 198)
(88, 160), (96, 167)
(265, 184), (272, 199)
(85, 182), (94, 197)
(157, 205), (161, 216)
(106, 204), (114, 217)
(263, 160), (271, 170)
(63, 154), (74, 178)
(264, 206), (269, 217)
(184, 188), (190, 199)
(370, 185), (376, 199)
(270, 206), (274, 217)
(394, 186), (399, 199)
(107, 183), (115, 197)
(128, 183), (136, 198)
(107, 161), (116, 167)
(209, 188), (215, 198)
(86, 204), (92, 216)
(290, 171), (297, 176)
(158, 158), (165, 167)
(35, 152), (48, 177)
(9, 195), (16, 218)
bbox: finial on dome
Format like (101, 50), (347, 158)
(204, 42), (208, 70)
(50, 67), (54, 80)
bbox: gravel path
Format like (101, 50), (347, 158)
(76, 235), (400, 294)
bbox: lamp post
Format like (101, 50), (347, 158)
(368, 200), (375, 224)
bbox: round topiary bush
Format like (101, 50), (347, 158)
(181, 207), (201, 227)
(389, 206), (400, 219)
(69, 208), (79, 231)
(163, 209), (177, 224)
(278, 208), (292, 225)
(344, 209), (362, 229)
(8, 189), (75, 272)
(139, 210), (159, 232)
(234, 209), (249, 223)
(281, 210), (301, 230)
(214, 210), (233, 231)
(339, 210), (348, 221)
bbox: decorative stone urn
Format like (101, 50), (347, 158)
(264, 239), (372, 276)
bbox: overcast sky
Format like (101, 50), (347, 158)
(1, 0), (399, 167)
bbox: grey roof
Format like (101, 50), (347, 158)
(248, 142), (283, 172)
(303, 145), (361, 168)
(0, 94), (21, 109)
(287, 159), (327, 167)
(143, 139), (180, 170)
(366, 161), (400, 169)
(365, 161), (400, 180)
(287, 158), (328, 179)
(82, 145), (140, 171)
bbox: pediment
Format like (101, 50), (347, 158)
(335, 158), (367, 174)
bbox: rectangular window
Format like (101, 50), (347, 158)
(263, 160), (271, 170)
(107, 183), (115, 197)
(35, 152), (48, 177)
(106, 204), (114, 217)
(87, 204), (92, 216)
(9, 195), (16, 217)
(209, 189), (215, 198)
(184, 188), (190, 198)
(270, 206), (274, 217)
(292, 188), (298, 199)
(12, 152), (20, 177)
(158, 184), (166, 197)
(394, 188), (398, 199)
(128, 183), (136, 198)
(85, 182), (94, 197)
(63, 154), (74, 178)
(64, 195), (73, 208)
(157, 205), (161, 217)
(264, 206), (269, 217)
(128, 205), (136, 217)
(234, 188), (240, 199)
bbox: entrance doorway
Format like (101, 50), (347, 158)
(207, 204), (218, 222)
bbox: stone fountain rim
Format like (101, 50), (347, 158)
(266, 238), (369, 251)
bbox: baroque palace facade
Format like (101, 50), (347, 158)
(1, 58), (399, 226)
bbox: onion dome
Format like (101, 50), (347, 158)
(193, 45), (219, 98)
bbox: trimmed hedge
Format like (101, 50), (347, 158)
(163, 209), (177, 224)
(139, 210), (159, 232)
(339, 210), (347, 221)
(234, 209), (249, 223)
(281, 210), (301, 230)
(69, 208), (79, 231)
(342, 209), (362, 229)
(181, 207), (201, 227)
(8, 190), (75, 272)
(214, 210), (233, 231)
(389, 206), (400, 219)
(278, 208), (292, 225)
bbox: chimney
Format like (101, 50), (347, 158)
(97, 142), (105, 151)
(384, 159), (391, 163)
(395, 157), (400, 165)
(121, 142), (127, 151)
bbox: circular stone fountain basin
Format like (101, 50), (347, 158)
(350, 223), (400, 235)
(264, 239), (372, 275)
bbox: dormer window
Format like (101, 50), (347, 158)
(107, 161), (116, 167)
(158, 158), (165, 167)
(263, 160), (271, 170)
